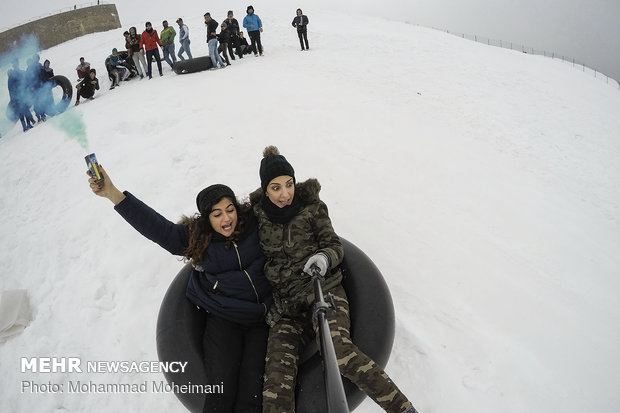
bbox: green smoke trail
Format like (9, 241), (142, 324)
(50, 110), (88, 149)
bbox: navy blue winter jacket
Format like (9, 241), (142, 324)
(205, 19), (219, 41)
(114, 191), (272, 325)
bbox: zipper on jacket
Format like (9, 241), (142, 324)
(233, 242), (260, 303)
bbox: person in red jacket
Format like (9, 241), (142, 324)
(140, 21), (163, 79)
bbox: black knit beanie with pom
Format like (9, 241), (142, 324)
(259, 146), (295, 191)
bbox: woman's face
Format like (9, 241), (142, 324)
(266, 175), (295, 208)
(208, 197), (237, 237)
(297, 10), (302, 16)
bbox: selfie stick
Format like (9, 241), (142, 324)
(308, 264), (349, 413)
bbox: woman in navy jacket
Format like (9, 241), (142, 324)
(88, 166), (271, 413)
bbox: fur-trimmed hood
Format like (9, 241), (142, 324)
(249, 178), (321, 206)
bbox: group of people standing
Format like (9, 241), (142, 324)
(119, 22), (167, 83)
(7, 55), (56, 132)
(203, 6), (263, 70)
(87, 145), (418, 413)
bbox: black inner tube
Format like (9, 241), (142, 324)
(156, 237), (395, 412)
(51, 75), (73, 115)
(173, 56), (214, 74)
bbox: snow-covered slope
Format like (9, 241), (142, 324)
(1, 1), (619, 412)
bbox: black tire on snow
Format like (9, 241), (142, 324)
(173, 56), (214, 74)
(155, 237), (396, 413)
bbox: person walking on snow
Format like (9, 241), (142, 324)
(204, 13), (227, 69)
(217, 22), (232, 66)
(36, 59), (55, 120)
(127, 26), (147, 78)
(140, 21), (163, 78)
(160, 20), (177, 69)
(176, 18), (193, 60)
(292, 8), (309, 51)
(7, 60), (33, 132)
(243, 5), (263, 56)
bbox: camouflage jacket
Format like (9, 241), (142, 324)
(250, 178), (344, 326)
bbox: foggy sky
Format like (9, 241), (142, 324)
(2, 0), (619, 83)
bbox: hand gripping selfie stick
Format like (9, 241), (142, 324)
(308, 264), (349, 413)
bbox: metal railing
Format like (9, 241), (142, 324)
(439, 28), (619, 90)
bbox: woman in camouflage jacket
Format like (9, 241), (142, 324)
(251, 146), (417, 413)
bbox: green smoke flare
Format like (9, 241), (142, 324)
(50, 110), (88, 149)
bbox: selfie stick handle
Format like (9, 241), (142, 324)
(310, 265), (349, 413)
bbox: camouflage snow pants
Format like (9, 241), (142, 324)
(262, 285), (413, 413)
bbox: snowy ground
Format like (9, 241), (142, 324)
(1, 1), (619, 412)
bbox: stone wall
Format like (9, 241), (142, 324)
(0, 4), (121, 55)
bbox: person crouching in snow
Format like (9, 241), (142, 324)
(108, 48), (129, 89)
(75, 69), (99, 106)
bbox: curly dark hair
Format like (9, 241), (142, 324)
(179, 201), (252, 264)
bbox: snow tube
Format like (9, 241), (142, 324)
(172, 56), (214, 74)
(50, 75), (73, 115)
(156, 237), (395, 412)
